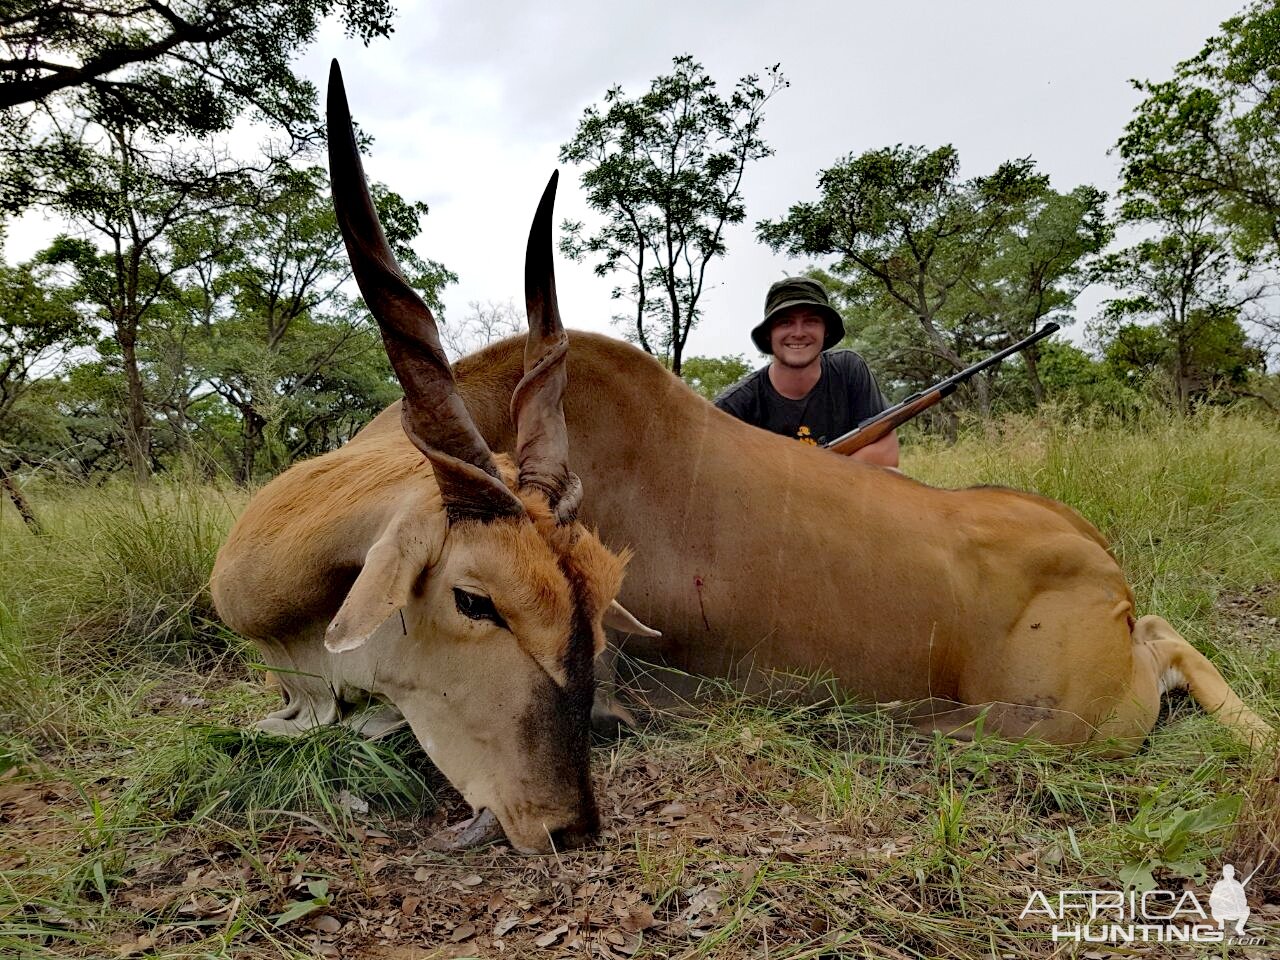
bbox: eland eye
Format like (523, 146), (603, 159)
(453, 588), (508, 629)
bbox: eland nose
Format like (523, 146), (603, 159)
(547, 809), (599, 852)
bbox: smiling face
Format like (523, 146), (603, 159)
(366, 491), (628, 854)
(769, 307), (827, 370)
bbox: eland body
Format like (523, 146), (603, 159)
(358, 333), (1271, 755)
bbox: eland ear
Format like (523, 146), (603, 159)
(603, 600), (661, 639)
(326, 511), (441, 653)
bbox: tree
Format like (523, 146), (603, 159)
(184, 165), (450, 480)
(0, 253), (89, 431)
(39, 124), (243, 482)
(439, 299), (523, 361)
(679, 354), (750, 401)
(0, 0), (395, 209)
(1091, 197), (1262, 412)
(1117, 0), (1280, 295)
(960, 185), (1111, 404)
(0, 252), (91, 528)
(758, 146), (1048, 419)
(560, 55), (785, 375)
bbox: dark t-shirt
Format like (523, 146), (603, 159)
(713, 350), (889, 446)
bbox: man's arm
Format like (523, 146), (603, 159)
(837, 352), (899, 468)
(850, 429), (899, 468)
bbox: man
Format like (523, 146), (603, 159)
(714, 277), (899, 467)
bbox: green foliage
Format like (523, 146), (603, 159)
(679, 354), (750, 401)
(6, 160), (447, 481)
(1117, 0), (1280, 270)
(560, 55), (785, 375)
(35, 127), (255, 480)
(1118, 790), (1242, 890)
(1114, 1), (1280, 368)
(1090, 198), (1264, 411)
(273, 879), (331, 928)
(0, 0), (397, 210)
(179, 165), (441, 480)
(1102, 312), (1263, 399)
(0, 0), (423, 483)
(0, 255), (92, 454)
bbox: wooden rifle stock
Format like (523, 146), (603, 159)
(824, 323), (1061, 457)
(827, 389), (942, 456)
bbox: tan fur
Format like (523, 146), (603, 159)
(353, 331), (1276, 755)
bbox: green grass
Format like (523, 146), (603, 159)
(0, 408), (1277, 958)
(134, 724), (438, 822)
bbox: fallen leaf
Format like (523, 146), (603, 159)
(336, 789), (369, 815)
(115, 934), (157, 958)
(312, 914), (341, 935)
(534, 923), (568, 947)
(450, 922), (476, 942)
(461, 873), (484, 886)
(493, 914), (521, 938)
(620, 904), (657, 933)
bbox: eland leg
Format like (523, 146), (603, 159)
(341, 701), (408, 739)
(253, 640), (341, 736)
(1133, 615), (1272, 749)
(592, 638), (637, 736)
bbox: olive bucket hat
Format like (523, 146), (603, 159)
(751, 277), (846, 354)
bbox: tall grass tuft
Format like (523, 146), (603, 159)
(0, 479), (248, 743)
(1227, 747), (1280, 900)
(133, 723), (439, 822)
(29, 482), (241, 664)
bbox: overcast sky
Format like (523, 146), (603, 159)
(14, 0), (1249, 363)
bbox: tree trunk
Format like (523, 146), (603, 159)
(239, 407), (266, 484)
(668, 284), (683, 377)
(971, 370), (992, 419)
(1023, 346), (1045, 407)
(0, 464), (42, 534)
(118, 326), (152, 483)
(1174, 340), (1190, 416)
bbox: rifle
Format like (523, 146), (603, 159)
(825, 322), (1061, 457)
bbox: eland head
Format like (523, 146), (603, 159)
(323, 61), (654, 853)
